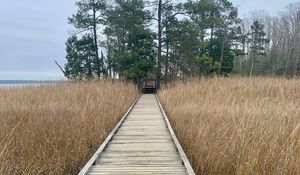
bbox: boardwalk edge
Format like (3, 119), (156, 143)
(155, 95), (196, 175)
(78, 95), (142, 175)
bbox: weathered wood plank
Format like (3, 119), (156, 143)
(80, 94), (194, 175)
(87, 172), (187, 175)
(100, 153), (179, 158)
(111, 135), (172, 139)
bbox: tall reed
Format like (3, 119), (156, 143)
(159, 77), (300, 174)
(0, 81), (138, 174)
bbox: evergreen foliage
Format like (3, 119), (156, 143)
(64, 0), (297, 83)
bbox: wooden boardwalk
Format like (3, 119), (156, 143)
(79, 94), (195, 175)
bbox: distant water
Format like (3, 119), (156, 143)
(0, 80), (60, 88)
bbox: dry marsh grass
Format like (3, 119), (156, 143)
(159, 77), (300, 175)
(0, 81), (138, 175)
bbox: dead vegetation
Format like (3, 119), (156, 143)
(159, 77), (300, 175)
(0, 81), (138, 174)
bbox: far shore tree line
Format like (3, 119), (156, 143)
(56, 0), (300, 87)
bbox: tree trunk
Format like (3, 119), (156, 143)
(106, 39), (113, 78)
(219, 31), (226, 74)
(101, 52), (107, 76)
(156, 0), (162, 90)
(241, 37), (246, 74)
(165, 23), (169, 83)
(87, 57), (93, 79)
(295, 56), (299, 76)
(92, 2), (100, 79)
(211, 27), (214, 40)
(165, 43), (169, 83)
(250, 55), (255, 77)
(210, 11), (214, 40)
(285, 55), (290, 76)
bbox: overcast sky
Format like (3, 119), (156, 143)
(0, 0), (298, 80)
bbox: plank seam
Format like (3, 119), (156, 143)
(155, 95), (196, 175)
(78, 95), (142, 175)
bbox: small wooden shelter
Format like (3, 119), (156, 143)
(142, 79), (156, 94)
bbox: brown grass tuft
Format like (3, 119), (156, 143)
(159, 77), (300, 175)
(0, 80), (138, 174)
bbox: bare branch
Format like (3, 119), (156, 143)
(161, 12), (188, 31)
(148, 17), (159, 22)
(55, 60), (67, 78)
(68, 28), (93, 35)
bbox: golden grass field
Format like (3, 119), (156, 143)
(159, 77), (300, 175)
(0, 81), (138, 175)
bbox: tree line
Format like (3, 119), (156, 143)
(235, 3), (300, 77)
(56, 0), (300, 87)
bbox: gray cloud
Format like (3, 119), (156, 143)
(0, 0), (76, 80)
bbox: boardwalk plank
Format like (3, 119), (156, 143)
(80, 94), (194, 175)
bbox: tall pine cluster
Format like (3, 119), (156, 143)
(62, 0), (271, 84)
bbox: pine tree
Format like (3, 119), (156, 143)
(64, 34), (97, 79)
(68, 0), (106, 78)
(104, 0), (155, 84)
(248, 20), (269, 77)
